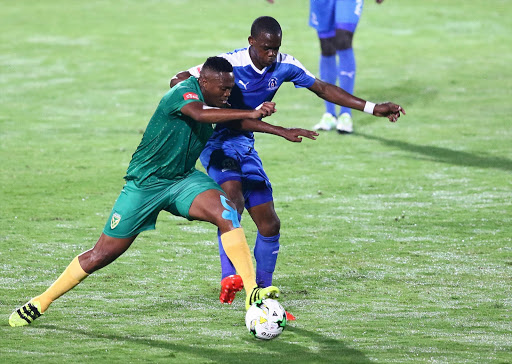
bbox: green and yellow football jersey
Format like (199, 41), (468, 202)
(125, 77), (213, 185)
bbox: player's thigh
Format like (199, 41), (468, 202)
(103, 181), (167, 238)
(165, 169), (225, 221)
(188, 189), (240, 233)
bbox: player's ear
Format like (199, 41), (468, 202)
(198, 76), (207, 89)
(248, 36), (255, 46)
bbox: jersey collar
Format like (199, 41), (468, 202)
(246, 46), (267, 75)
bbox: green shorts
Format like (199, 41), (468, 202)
(103, 170), (224, 238)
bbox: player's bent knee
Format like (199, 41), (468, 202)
(258, 217), (280, 237)
(319, 38), (336, 56)
(335, 29), (354, 50)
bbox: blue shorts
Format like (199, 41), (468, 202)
(199, 142), (273, 210)
(309, 0), (363, 37)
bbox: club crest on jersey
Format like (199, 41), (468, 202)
(267, 77), (278, 91)
(111, 213), (121, 229)
(183, 92), (199, 100)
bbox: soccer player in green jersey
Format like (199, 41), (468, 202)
(9, 56), (318, 327)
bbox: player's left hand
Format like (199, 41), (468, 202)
(280, 128), (319, 142)
(373, 102), (406, 122)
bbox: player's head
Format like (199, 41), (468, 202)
(199, 56), (234, 108)
(248, 16), (282, 70)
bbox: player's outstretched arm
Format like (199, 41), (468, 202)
(308, 79), (405, 122)
(180, 101), (276, 124)
(231, 119), (318, 143)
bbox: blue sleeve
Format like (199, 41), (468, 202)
(281, 54), (317, 89)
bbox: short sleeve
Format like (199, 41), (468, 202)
(281, 54), (316, 89)
(163, 79), (204, 115)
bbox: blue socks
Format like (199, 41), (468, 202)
(254, 232), (280, 287)
(336, 48), (356, 116)
(320, 55), (337, 116)
(319, 49), (356, 116)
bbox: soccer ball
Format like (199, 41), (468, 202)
(245, 299), (286, 340)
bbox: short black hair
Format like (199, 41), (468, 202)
(202, 56), (233, 74)
(251, 16), (282, 38)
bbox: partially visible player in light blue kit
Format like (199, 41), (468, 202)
(171, 16), (404, 313)
(309, 0), (385, 133)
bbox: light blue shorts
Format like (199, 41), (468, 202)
(309, 0), (363, 37)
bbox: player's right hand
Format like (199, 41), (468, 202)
(280, 128), (318, 142)
(254, 102), (277, 118)
(374, 102), (405, 122)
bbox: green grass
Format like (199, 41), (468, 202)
(1, 0), (511, 363)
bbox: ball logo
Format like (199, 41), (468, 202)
(183, 92), (199, 100)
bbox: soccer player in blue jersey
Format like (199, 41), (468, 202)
(170, 16), (404, 315)
(310, 0), (385, 133)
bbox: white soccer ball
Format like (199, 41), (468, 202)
(245, 298), (286, 340)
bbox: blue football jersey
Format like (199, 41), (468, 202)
(187, 47), (316, 145)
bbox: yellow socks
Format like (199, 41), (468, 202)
(34, 256), (89, 312)
(220, 228), (257, 292)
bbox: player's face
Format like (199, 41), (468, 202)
(248, 32), (282, 70)
(201, 71), (235, 108)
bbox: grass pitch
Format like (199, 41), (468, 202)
(1, 0), (511, 363)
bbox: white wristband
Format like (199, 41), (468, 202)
(364, 101), (376, 115)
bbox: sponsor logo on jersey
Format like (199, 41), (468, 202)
(267, 77), (278, 91)
(111, 213), (121, 229)
(183, 92), (199, 100)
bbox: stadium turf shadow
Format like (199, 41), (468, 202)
(39, 323), (371, 363)
(357, 133), (512, 172)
